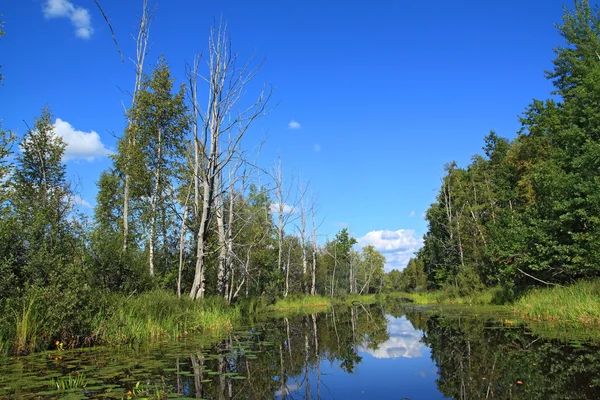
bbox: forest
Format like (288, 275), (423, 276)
(0, 2), (388, 355)
(390, 0), (600, 301)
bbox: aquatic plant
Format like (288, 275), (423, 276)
(51, 373), (87, 391)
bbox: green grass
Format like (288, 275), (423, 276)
(265, 295), (331, 313)
(0, 290), (243, 356)
(514, 279), (600, 325)
(11, 298), (41, 355)
(94, 291), (240, 344)
(398, 286), (511, 306)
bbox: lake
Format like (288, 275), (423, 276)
(2, 301), (600, 399)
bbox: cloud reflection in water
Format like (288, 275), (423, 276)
(360, 317), (426, 359)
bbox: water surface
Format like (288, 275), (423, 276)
(2, 302), (600, 399)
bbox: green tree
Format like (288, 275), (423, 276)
(8, 107), (97, 347)
(322, 228), (357, 297)
(132, 57), (189, 278)
(357, 245), (386, 294)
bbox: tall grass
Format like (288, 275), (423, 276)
(266, 295), (331, 313)
(399, 286), (511, 306)
(12, 298), (40, 355)
(0, 291), (242, 356)
(514, 279), (600, 324)
(94, 291), (240, 344)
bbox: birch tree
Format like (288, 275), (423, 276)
(310, 196), (319, 295)
(132, 58), (188, 276)
(119, 0), (154, 252)
(297, 179), (309, 293)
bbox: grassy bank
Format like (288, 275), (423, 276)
(514, 279), (600, 325)
(4, 280), (600, 357)
(266, 295), (331, 313)
(398, 279), (600, 326)
(399, 286), (510, 306)
(94, 291), (241, 344)
(0, 290), (241, 356)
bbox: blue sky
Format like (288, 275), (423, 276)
(1, 0), (569, 270)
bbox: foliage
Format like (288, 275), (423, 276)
(416, 1), (600, 294)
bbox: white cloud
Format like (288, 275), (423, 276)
(72, 194), (92, 209)
(288, 120), (301, 129)
(361, 316), (426, 359)
(53, 118), (112, 161)
(409, 210), (416, 217)
(314, 143), (321, 152)
(357, 229), (423, 271)
(43, 0), (94, 39)
(270, 202), (297, 215)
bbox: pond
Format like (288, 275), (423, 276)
(2, 301), (600, 399)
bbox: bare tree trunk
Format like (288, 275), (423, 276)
(190, 177), (212, 299)
(148, 128), (162, 277)
(284, 241), (292, 297)
(456, 210), (465, 268)
(177, 185), (192, 297)
(349, 254), (354, 294)
(216, 174), (227, 296)
(299, 180), (308, 293)
(311, 197), (318, 295)
(123, 0), (153, 252)
(275, 158), (285, 272)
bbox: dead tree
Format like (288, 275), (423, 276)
(189, 22), (271, 299)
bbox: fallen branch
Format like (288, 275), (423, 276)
(517, 268), (563, 287)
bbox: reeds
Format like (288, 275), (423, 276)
(514, 279), (600, 324)
(93, 290), (240, 344)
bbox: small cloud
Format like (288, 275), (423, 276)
(357, 229), (423, 271)
(409, 210), (415, 217)
(53, 118), (112, 161)
(314, 143), (321, 152)
(43, 0), (94, 39)
(270, 202), (297, 215)
(288, 120), (301, 129)
(72, 194), (92, 209)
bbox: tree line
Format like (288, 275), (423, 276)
(391, 0), (600, 296)
(0, 2), (387, 347)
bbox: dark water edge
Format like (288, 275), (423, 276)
(2, 301), (600, 399)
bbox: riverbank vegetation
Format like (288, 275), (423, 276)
(385, 1), (600, 325)
(2, 0), (600, 358)
(0, 4), (389, 357)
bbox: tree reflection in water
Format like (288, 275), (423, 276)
(177, 304), (390, 399)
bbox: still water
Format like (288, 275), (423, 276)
(2, 302), (600, 399)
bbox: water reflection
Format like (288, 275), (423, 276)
(404, 311), (600, 400)
(361, 317), (426, 359)
(2, 303), (600, 399)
